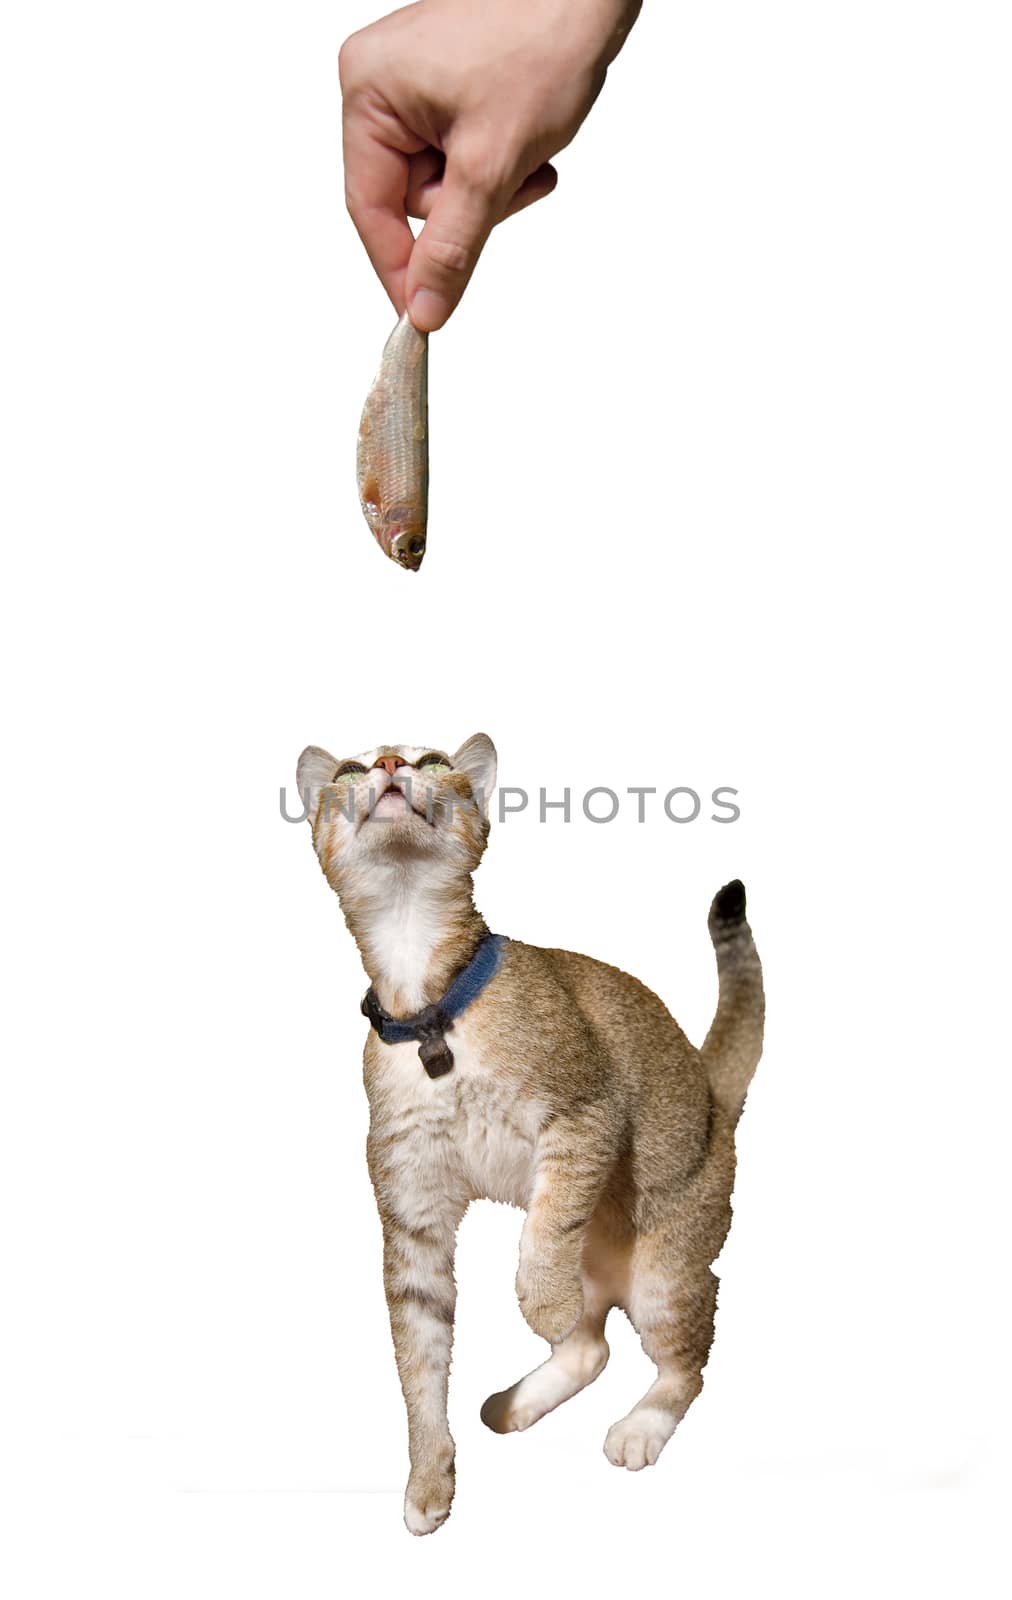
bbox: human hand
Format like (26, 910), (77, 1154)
(339, 0), (642, 331)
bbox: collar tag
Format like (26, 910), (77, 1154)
(360, 934), (506, 1077)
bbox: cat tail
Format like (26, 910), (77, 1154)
(700, 880), (765, 1125)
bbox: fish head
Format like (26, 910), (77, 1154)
(383, 507), (426, 572)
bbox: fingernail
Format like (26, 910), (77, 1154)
(410, 288), (452, 332)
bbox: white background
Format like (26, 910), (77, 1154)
(2, 1), (1009, 1594)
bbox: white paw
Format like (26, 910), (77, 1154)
(404, 1495), (451, 1537)
(482, 1341), (609, 1435)
(510, 1398), (552, 1431)
(603, 1407), (675, 1471)
(403, 1466), (453, 1536)
(481, 1378), (551, 1433)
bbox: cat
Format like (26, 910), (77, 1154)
(296, 732), (764, 1536)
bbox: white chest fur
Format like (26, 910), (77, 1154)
(368, 1015), (542, 1212)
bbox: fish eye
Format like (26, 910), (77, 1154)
(417, 754), (451, 775)
(333, 761), (367, 785)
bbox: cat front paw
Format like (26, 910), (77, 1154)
(404, 1459), (455, 1537)
(515, 1254), (584, 1344)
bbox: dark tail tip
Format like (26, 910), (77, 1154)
(711, 878), (747, 927)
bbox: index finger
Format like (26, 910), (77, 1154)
(342, 110), (416, 313)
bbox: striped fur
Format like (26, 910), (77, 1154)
(298, 735), (764, 1534)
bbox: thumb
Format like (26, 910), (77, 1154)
(405, 158), (505, 332)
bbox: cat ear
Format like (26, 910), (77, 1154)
(296, 745), (338, 824)
(452, 733), (497, 816)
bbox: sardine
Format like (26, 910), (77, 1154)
(357, 311), (429, 572)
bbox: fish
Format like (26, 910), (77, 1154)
(357, 311), (429, 572)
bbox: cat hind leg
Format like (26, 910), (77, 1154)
(481, 1283), (611, 1434)
(604, 1255), (717, 1471)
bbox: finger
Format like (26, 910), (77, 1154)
(342, 110), (416, 313)
(406, 159), (557, 224)
(405, 157), (511, 332)
(501, 162), (558, 221)
(404, 148), (446, 217)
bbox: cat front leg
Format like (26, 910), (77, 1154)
(378, 1204), (465, 1536)
(516, 1104), (618, 1344)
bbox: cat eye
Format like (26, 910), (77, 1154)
(332, 760), (367, 785)
(417, 753), (452, 775)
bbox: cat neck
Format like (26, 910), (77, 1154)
(340, 856), (488, 1017)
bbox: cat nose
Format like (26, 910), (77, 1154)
(373, 755), (407, 776)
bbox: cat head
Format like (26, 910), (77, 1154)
(296, 733), (497, 892)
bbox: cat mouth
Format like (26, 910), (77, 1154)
(364, 786), (436, 828)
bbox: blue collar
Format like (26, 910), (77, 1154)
(360, 933), (507, 1079)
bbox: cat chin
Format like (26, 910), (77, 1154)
(357, 810), (442, 857)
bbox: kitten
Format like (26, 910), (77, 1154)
(297, 732), (764, 1536)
